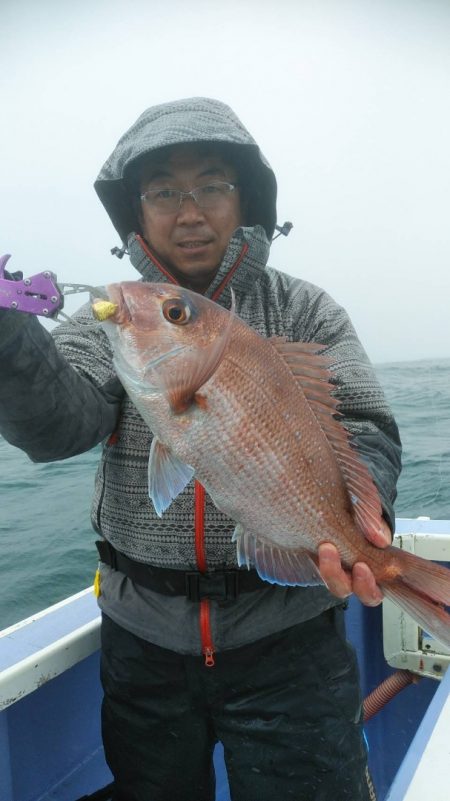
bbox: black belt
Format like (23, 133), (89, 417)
(96, 539), (268, 602)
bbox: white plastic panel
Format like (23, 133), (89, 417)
(383, 519), (450, 680)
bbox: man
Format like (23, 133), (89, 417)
(0, 98), (401, 800)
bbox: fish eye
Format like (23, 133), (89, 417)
(162, 299), (192, 325)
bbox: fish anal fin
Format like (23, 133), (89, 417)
(148, 436), (194, 516)
(234, 526), (326, 588)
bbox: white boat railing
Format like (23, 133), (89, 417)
(0, 587), (100, 711)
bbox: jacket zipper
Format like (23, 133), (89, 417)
(136, 236), (248, 668)
(194, 252), (249, 668)
(210, 243), (248, 301)
(200, 599), (215, 667)
(194, 480), (216, 667)
(136, 235), (179, 284)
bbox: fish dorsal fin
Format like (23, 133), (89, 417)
(154, 289), (236, 414)
(270, 338), (383, 540)
(148, 436), (195, 516)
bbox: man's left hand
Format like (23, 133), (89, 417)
(318, 520), (392, 606)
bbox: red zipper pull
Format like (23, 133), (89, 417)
(200, 598), (216, 667)
(204, 647), (215, 668)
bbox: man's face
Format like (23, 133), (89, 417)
(138, 144), (243, 292)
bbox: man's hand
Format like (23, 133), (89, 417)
(318, 520), (392, 606)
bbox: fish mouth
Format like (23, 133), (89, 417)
(92, 284), (130, 324)
(112, 285), (133, 324)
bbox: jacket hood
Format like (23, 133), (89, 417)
(94, 97), (278, 244)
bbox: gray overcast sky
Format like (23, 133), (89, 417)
(1, 0), (449, 364)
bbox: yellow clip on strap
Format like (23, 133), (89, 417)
(94, 565), (101, 598)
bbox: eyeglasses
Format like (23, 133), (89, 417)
(140, 181), (238, 213)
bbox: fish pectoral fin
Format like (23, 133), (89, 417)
(148, 437), (194, 517)
(156, 289), (236, 414)
(234, 525), (326, 588)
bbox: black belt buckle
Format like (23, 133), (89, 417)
(185, 570), (240, 602)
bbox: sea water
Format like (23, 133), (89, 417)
(0, 358), (449, 629)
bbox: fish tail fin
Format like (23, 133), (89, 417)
(380, 550), (450, 649)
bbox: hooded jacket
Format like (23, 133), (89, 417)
(0, 98), (401, 658)
(94, 97), (277, 244)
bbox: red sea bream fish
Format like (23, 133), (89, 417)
(92, 283), (450, 648)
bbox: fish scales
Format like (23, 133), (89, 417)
(202, 327), (353, 554)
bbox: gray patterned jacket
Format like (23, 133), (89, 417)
(0, 98), (401, 654)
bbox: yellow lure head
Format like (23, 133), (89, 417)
(92, 300), (119, 321)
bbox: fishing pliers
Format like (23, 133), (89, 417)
(0, 253), (103, 323)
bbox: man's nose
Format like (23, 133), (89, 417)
(176, 194), (206, 222)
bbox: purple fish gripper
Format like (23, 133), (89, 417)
(0, 253), (63, 318)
